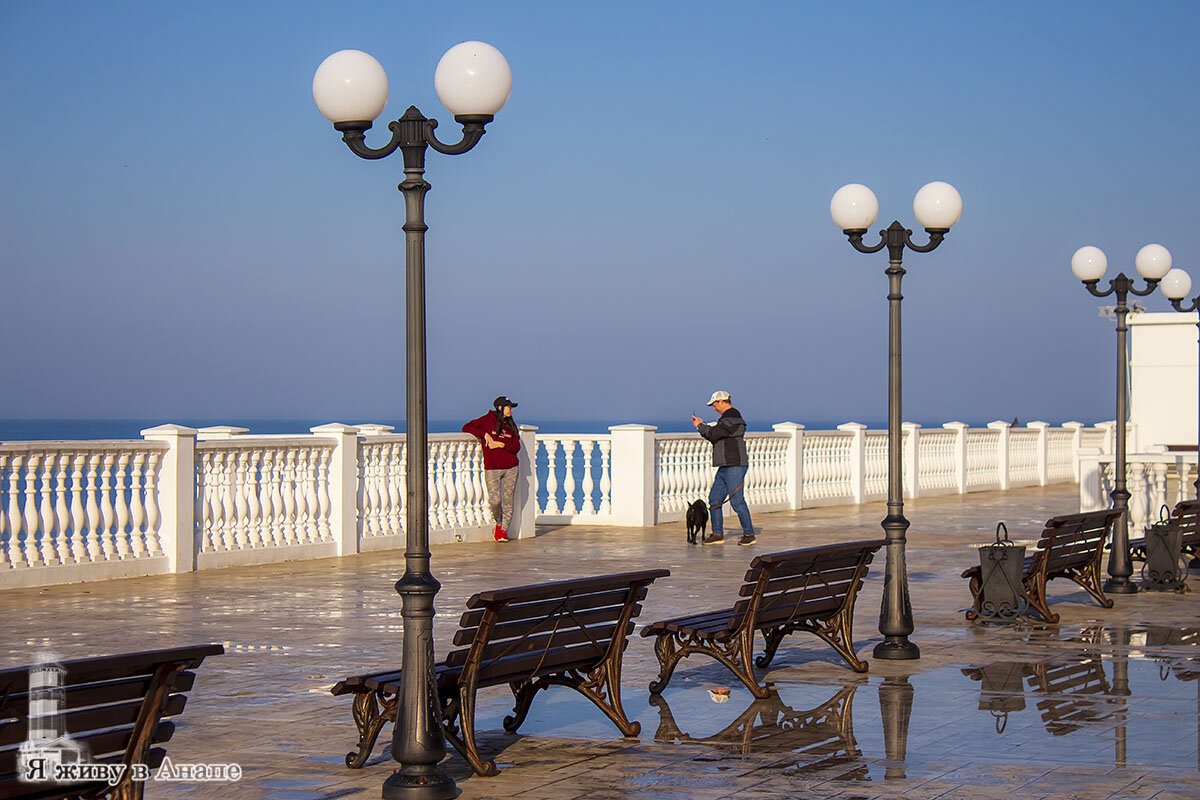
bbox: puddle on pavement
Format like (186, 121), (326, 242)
(471, 642), (1200, 780)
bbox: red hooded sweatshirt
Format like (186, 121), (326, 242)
(462, 411), (521, 470)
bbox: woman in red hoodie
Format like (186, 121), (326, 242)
(462, 396), (521, 542)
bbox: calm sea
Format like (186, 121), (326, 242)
(0, 417), (997, 442)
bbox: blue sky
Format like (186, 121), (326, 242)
(2, 1), (1198, 428)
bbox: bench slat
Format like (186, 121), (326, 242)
(0, 671), (196, 713)
(445, 622), (629, 669)
(734, 579), (858, 617)
(0, 693), (187, 748)
(737, 566), (862, 599)
(0, 720), (175, 776)
(0, 645), (222, 693)
(744, 539), (884, 580)
(454, 603), (641, 646)
(458, 587), (647, 628)
(466, 569), (669, 608)
(473, 641), (618, 685)
(748, 593), (846, 631)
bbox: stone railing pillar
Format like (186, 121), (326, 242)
(310, 423), (360, 556)
(987, 420), (1011, 490)
(513, 425), (539, 539)
(902, 423), (920, 499)
(1062, 421), (1084, 481)
(772, 422), (805, 510)
(609, 425), (658, 526)
(196, 426), (249, 440)
(1029, 421), (1050, 486)
(1097, 421), (1117, 454)
(943, 422), (969, 494)
(837, 422), (867, 504)
(1078, 448), (1103, 511)
(141, 424), (198, 574)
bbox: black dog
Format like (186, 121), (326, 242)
(686, 499), (709, 544)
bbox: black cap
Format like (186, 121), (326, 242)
(493, 396), (518, 410)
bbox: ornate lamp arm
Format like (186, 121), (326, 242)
(334, 106), (492, 162)
(1171, 296), (1200, 313)
(844, 221), (946, 259)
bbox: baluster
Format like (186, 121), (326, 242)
(380, 444), (396, 536)
(128, 452), (147, 557)
(658, 442), (673, 511)
(208, 450), (226, 552)
(258, 449), (277, 546)
(543, 440), (560, 515)
(437, 442), (453, 529)
(426, 447), (440, 530)
(228, 451), (247, 548)
(52, 453), (71, 563)
(386, 443), (402, 535)
(84, 454), (102, 562)
(561, 438), (578, 515)
(268, 450), (285, 545)
(397, 442), (408, 536)
(292, 449), (311, 543)
(1128, 462), (1148, 536)
(241, 450), (260, 547)
(576, 439), (594, 514)
(304, 449), (321, 542)
(281, 449), (298, 544)
(450, 441), (466, 528)
(9, 456), (29, 567)
(22, 455), (43, 566)
(363, 445), (380, 537)
(598, 439), (612, 516)
(215, 450), (233, 550)
(197, 451), (215, 552)
(0, 454), (9, 568)
(462, 440), (479, 525)
(316, 448), (331, 541)
(112, 453), (132, 559)
(144, 451), (161, 555)
(1151, 462), (1169, 517)
(38, 455), (57, 565)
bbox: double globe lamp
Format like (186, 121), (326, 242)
(1070, 243), (1173, 594)
(831, 181), (962, 660)
(314, 42), (511, 800)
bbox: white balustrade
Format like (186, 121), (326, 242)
(0, 442), (167, 583)
(537, 434), (614, 523)
(1082, 452), (1196, 536)
(1, 421), (1115, 589)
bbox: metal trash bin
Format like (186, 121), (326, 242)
(1144, 504), (1185, 592)
(973, 522), (1029, 619)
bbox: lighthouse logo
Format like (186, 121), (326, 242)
(17, 653), (88, 780)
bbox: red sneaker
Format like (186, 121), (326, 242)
(494, 525), (508, 542)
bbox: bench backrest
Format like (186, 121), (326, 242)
(447, 569), (669, 686)
(0, 644), (223, 798)
(1170, 499), (1200, 545)
(727, 540), (885, 634)
(1033, 510), (1121, 574)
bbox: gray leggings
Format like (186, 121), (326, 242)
(484, 467), (519, 531)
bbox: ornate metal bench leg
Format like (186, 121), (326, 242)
(456, 683), (499, 777)
(965, 571), (983, 621)
(648, 634), (684, 695)
(755, 628), (785, 669)
(812, 609), (869, 673)
(648, 694), (684, 742)
(1025, 574), (1059, 623)
(345, 689), (395, 769)
(1075, 562), (1114, 608)
(503, 679), (541, 733)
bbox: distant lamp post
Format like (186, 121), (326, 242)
(314, 42), (512, 800)
(831, 181), (962, 660)
(1071, 243), (1172, 595)
(1161, 267), (1200, 500)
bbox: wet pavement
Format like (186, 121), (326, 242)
(2, 483), (1198, 799)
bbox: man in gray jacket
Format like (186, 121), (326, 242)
(690, 390), (755, 546)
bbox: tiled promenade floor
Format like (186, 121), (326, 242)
(2, 484), (1199, 799)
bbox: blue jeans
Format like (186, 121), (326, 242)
(709, 465), (753, 539)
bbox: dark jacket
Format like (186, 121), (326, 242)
(697, 407), (749, 467)
(462, 411), (521, 470)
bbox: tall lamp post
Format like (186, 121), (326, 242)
(1160, 267), (1200, 501)
(1070, 243), (1173, 595)
(831, 181), (962, 660)
(313, 43), (512, 800)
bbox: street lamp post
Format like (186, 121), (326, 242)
(313, 43), (512, 800)
(831, 181), (962, 660)
(1160, 267), (1200, 501)
(1070, 243), (1173, 595)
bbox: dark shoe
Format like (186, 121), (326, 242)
(702, 534), (725, 545)
(738, 534), (757, 546)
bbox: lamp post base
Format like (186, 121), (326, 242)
(1103, 577), (1139, 595)
(382, 769), (457, 800)
(873, 636), (920, 660)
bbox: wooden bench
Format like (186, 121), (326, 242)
(1129, 498), (1200, 565)
(0, 644), (224, 800)
(640, 540), (884, 700)
(962, 510), (1121, 623)
(1025, 656), (1113, 736)
(331, 569), (669, 777)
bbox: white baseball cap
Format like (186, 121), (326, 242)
(706, 390), (731, 406)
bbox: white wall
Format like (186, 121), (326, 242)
(1129, 311), (1198, 449)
